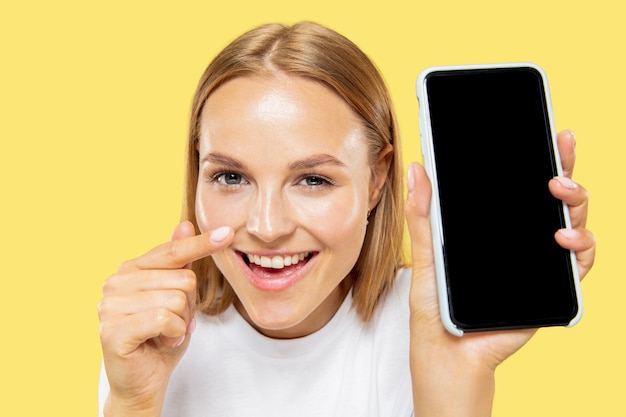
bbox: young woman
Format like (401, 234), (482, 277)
(98, 21), (596, 416)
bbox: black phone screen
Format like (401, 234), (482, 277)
(424, 67), (579, 331)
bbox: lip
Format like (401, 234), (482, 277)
(235, 250), (317, 292)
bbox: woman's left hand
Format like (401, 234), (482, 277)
(405, 130), (596, 416)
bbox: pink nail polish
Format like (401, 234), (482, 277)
(210, 227), (231, 242)
(173, 335), (186, 347)
(555, 176), (578, 190)
(407, 165), (415, 192)
(558, 228), (580, 239)
(187, 316), (197, 335)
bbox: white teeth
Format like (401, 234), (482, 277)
(246, 252), (310, 269)
(271, 256), (283, 269)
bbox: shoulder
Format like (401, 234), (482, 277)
(393, 267), (412, 294)
(368, 267), (412, 331)
(380, 267), (412, 312)
(365, 267), (414, 414)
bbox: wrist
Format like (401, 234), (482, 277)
(104, 393), (164, 417)
(410, 334), (496, 417)
(411, 357), (495, 417)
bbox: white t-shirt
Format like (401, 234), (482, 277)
(99, 268), (414, 416)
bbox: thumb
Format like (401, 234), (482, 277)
(169, 221), (197, 270)
(405, 163), (438, 316)
(405, 162), (434, 269)
(170, 220), (197, 242)
(165, 220), (199, 348)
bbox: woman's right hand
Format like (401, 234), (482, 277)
(98, 221), (233, 417)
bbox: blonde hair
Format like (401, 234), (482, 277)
(183, 21), (404, 321)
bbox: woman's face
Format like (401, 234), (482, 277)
(196, 74), (387, 338)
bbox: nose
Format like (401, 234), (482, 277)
(246, 188), (296, 243)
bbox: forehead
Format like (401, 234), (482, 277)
(198, 74), (368, 159)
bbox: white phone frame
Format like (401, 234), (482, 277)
(415, 62), (583, 336)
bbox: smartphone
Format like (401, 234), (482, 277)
(415, 63), (583, 336)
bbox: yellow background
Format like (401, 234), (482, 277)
(1, 0), (623, 415)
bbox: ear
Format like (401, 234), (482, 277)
(368, 144), (394, 210)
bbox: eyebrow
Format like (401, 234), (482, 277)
(199, 153), (244, 169)
(288, 154), (347, 170)
(200, 153), (347, 171)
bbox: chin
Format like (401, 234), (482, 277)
(237, 297), (316, 338)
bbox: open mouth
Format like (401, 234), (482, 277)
(236, 251), (316, 290)
(241, 251), (314, 270)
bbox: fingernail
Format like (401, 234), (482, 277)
(187, 316), (197, 335)
(558, 228), (580, 239)
(210, 226), (231, 242)
(555, 176), (578, 190)
(173, 334), (185, 348)
(568, 130), (576, 149)
(407, 165), (415, 193)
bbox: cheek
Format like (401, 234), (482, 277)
(195, 189), (248, 233)
(290, 188), (368, 247)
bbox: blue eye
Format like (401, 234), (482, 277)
(300, 175), (331, 187)
(215, 172), (246, 185)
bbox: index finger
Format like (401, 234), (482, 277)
(120, 226), (234, 272)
